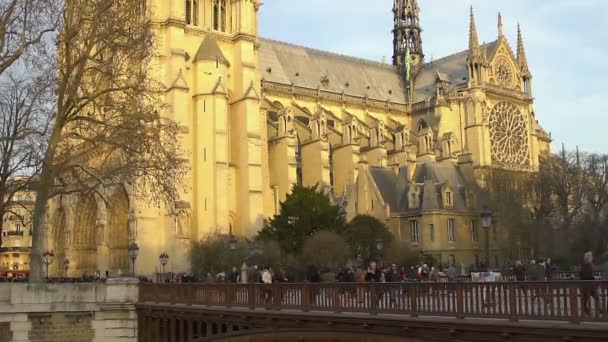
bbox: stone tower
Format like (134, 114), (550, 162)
(392, 0), (424, 72)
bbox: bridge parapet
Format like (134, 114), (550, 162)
(139, 281), (608, 323)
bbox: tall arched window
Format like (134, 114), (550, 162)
(186, 0), (199, 26)
(185, 0), (192, 24)
(220, 0), (227, 32)
(193, 0), (199, 26)
(213, 0), (219, 30)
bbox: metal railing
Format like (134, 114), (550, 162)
(139, 281), (608, 323)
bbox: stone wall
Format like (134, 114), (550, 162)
(29, 313), (94, 342)
(0, 323), (11, 342)
(0, 278), (138, 342)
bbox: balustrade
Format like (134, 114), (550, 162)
(139, 281), (608, 323)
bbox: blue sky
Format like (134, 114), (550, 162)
(259, 0), (608, 153)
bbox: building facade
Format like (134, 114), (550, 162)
(41, 0), (550, 278)
(1, 189), (34, 277)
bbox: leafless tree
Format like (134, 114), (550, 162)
(27, 0), (187, 283)
(551, 147), (587, 231)
(583, 154), (608, 224)
(0, 0), (59, 247)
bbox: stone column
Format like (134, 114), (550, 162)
(332, 143), (360, 198)
(301, 138), (331, 191)
(9, 314), (30, 342)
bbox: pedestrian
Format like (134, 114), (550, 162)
(545, 257), (553, 281)
(261, 267), (272, 284)
(227, 266), (240, 283)
(580, 251), (605, 316)
(365, 261), (383, 282)
(447, 263), (458, 282)
(386, 264), (401, 282)
(514, 260), (526, 281)
(406, 265), (417, 281)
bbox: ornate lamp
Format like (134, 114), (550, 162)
(42, 250), (55, 279)
(480, 207), (494, 268)
(159, 252), (169, 283)
(128, 242), (140, 277)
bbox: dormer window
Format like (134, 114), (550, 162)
(409, 190), (419, 209)
(445, 191), (453, 207)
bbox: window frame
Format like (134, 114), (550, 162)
(409, 220), (420, 244)
(447, 218), (456, 243)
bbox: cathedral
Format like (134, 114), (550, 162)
(40, 0), (551, 278)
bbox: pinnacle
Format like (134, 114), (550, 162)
(469, 6), (480, 53)
(517, 23), (530, 74)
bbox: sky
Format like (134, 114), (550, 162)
(259, 0), (608, 153)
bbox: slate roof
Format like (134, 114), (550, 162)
(412, 41), (497, 102)
(367, 163), (475, 214)
(258, 38), (407, 104)
(195, 34), (230, 66)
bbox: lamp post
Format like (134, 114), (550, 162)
(480, 207), (493, 269)
(42, 250), (55, 279)
(159, 252), (169, 283)
(228, 235), (237, 251)
(375, 237), (384, 263)
(63, 258), (70, 278)
(128, 242), (140, 277)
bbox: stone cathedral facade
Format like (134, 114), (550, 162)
(42, 0), (551, 278)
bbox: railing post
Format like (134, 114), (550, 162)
(334, 285), (341, 313)
(509, 282), (518, 322)
(248, 285), (256, 309)
(370, 285), (378, 315)
(302, 285), (311, 312)
(410, 284), (418, 318)
(457, 285), (464, 319)
(569, 286), (580, 324)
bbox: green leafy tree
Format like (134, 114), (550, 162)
(257, 185), (346, 254)
(301, 231), (351, 271)
(343, 215), (393, 263)
(384, 240), (419, 267)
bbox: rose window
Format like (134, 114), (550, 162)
(489, 102), (530, 166)
(494, 57), (514, 88)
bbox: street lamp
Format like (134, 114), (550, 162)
(159, 252), (169, 283)
(42, 250), (55, 279)
(375, 237), (384, 263)
(480, 207), (493, 269)
(63, 258), (70, 278)
(128, 242), (140, 277)
(228, 235), (237, 251)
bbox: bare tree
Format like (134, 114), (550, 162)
(583, 154), (608, 224)
(28, 0), (187, 283)
(551, 147), (587, 231)
(0, 0), (59, 247)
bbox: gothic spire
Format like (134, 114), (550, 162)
(392, 0), (424, 68)
(468, 6), (480, 53)
(517, 23), (531, 75)
(497, 12), (504, 37)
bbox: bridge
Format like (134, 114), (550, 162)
(137, 281), (608, 341)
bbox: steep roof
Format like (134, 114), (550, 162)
(258, 38), (407, 104)
(365, 163), (476, 214)
(195, 34), (230, 66)
(413, 41), (497, 102)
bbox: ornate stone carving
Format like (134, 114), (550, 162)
(489, 102), (530, 166)
(494, 56), (514, 88)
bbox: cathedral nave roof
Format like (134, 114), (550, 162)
(259, 38), (407, 105)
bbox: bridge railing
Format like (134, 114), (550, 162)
(139, 281), (608, 323)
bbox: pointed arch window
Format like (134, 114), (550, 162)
(213, 0), (219, 30)
(185, 0), (192, 24)
(185, 0), (199, 26)
(213, 0), (227, 32)
(220, 0), (227, 32)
